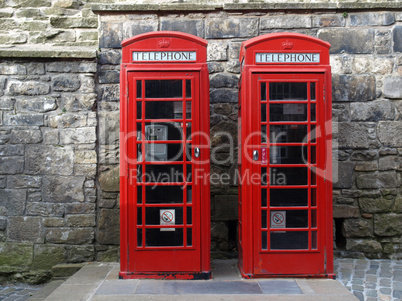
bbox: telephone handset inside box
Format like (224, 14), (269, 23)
(138, 124), (168, 161)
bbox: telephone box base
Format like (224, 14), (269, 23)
(238, 264), (336, 279)
(119, 271), (212, 280)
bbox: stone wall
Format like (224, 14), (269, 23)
(0, 0), (402, 283)
(0, 58), (97, 282)
(96, 6), (402, 260)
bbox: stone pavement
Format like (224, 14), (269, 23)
(334, 258), (402, 301)
(0, 258), (398, 300)
(0, 283), (42, 301)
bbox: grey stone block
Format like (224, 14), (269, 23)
(161, 19), (204, 38)
(58, 93), (96, 112)
(208, 41), (228, 61)
(332, 74), (376, 102)
(3, 113), (44, 126)
(318, 29), (375, 54)
(25, 145), (74, 175)
(359, 197), (394, 214)
(7, 80), (50, 96)
(261, 15), (311, 29)
(312, 14), (345, 27)
(46, 228), (94, 244)
(350, 12), (395, 26)
(356, 172), (400, 189)
(333, 161), (355, 189)
(383, 76), (402, 99)
(210, 88), (238, 103)
(42, 175), (85, 203)
(208, 62), (224, 74)
(0, 156), (24, 174)
(65, 203), (95, 214)
(210, 73), (238, 89)
(338, 123), (375, 149)
(26, 202), (65, 217)
(97, 209), (119, 245)
(15, 96), (57, 113)
(374, 214), (402, 236)
(0, 145), (24, 156)
(8, 216), (44, 243)
(48, 114), (87, 128)
(46, 61), (97, 73)
(59, 127), (96, 144)
(98, 70), (120, 84)
(378, 122), (402, 147)
(0, 97), (15, 110)
(98, 49), (121, 65)
(350, 100), (395, 122)
(99, 22), (123, 49)
(52, 75), (81, 92)
(100, 84), (120, 102)
(10, 128), (42, 144)
(7, 175), (41, 189)
(343, 218), (373, 238)
(0, 189), (26, 216)
(123, 19), (158, 39)
(394, 26), (402, 52)
(206, 17), (258, 38)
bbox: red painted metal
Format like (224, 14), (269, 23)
(120, 32), (210, 279)
(238, 33), (333, 278)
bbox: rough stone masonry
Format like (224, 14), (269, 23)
(0, 0), (401, 283)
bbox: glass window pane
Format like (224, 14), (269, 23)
(261, 167), (267, 185)
(312, 210), (317, 228)
(311, 103), (316, 122)
(312, 231), (317, 249)
(187, 228), (192, 246)
(145, 101), (184, 119)
(186, 122), (192, 140)
(137, 207), (142, 225)
(137, 187), (142, 204)
(186, 80), (191, 98)
(270, 103), (308, 122)
(146, 228), (183, 247)
(144, 143), (183, 162)
(144, 122), (183, 141)
(270, 167), (308, 186)
(145, 80), (182, 98)
(137, 102), (142, 119)
(310, 82), (316, 100)
(261, 210), (267, 229)
(137, 229), (142, 247)
(270, 231), (308, 250)
(270, 125), (308, 143)
(311, 124), (317, 143)
(145, 207), (183, 225)
(311, 146), (316, 164)
(187, 207), (192, 225)
(270, 188), (308, 207)
(144, 164), (183, 182)
(261, 82), (266, 101)
(270, 146), (306, 165)
(187, 186), (192, 203)
(261, 125), (267, 143)
(262, 231), (267, 250)
(261, 188), (267, 207)
(136, 81), (142, 98)
(186, 165), (192, 183)
(261, 103), (266, 122)
(145, 186), (183, 204)
(269, 82), (307, 101)
(137, 165), (143, 182)
(311, 188), (317, 206)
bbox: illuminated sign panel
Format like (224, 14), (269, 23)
(256, 53), (320, 63)
(133, 51), (197, 62)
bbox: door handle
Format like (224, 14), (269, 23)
(253, 150), (259, 161)
(194, 147), (200, 158)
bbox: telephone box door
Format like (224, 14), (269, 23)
(127, 71), (201, 273)
(251, 72), (328, 276)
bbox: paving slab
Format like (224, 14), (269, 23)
(38, 260), (357, 301)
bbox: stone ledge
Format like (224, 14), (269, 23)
(92, 2), (402, 13)
(92, 3), (221, 13)
(0, 45), (97, 59)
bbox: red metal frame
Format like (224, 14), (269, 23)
(238, 33), (334, 278)
(120, 32), (210, 279)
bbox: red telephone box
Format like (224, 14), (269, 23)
(119, 32), (211, 279)
(238, 33), (334, 278)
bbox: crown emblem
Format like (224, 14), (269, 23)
(282, 40), (294, 49)
(158, 38), (170, 48)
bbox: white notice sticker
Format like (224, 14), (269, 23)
(271, 211), (286, 229)
(160, 209), (175, 232)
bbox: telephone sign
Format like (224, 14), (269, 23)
(238, 33), (334, 278)
(120, 31), (211, 280)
